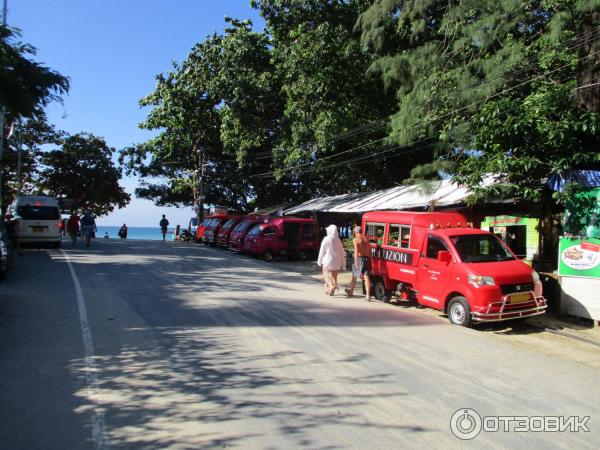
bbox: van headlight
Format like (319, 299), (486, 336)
(532, 271), (540, 283)
(468, 275), (495, 286)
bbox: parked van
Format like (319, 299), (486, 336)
(203, 214), (236, 246)
(215, 217), (243, 247)
(10, 195), (62, 247)
(243, 217), (318, 261)
(362, 211), (546, 327)
(228, 216), (263, 252)
(194, 217), (212, 242)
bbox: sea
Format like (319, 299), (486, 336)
(96, 226), (177, 241)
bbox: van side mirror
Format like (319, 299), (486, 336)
(437, 250), (452, 263)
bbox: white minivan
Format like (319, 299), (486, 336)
(10, 195), (62, 247)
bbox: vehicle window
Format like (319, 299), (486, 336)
(450, 234), (516, 263)
(388, 224), (411, 248)
(247, 225), (262, 236)
(365, 222), (385, 244)
(263, 226), (276, 236)
(425, 236), (449, 259)
(17, 205), (60, 220)
(222, 219), (236, 229)
(301, 224), (314, 238)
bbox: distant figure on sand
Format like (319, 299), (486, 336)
(159, 215), (169, 241)
(118, 224), (128, 239)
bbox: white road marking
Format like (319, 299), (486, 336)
(61, 250), (108, 449)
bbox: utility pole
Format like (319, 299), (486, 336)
(0, 0), (9, 213)
(16, 120), (22, 196)
(196, 148), (205, 222)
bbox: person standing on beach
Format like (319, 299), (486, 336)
(159, 215), (169, 241)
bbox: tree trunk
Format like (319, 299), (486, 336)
(576, 10), (600, 112)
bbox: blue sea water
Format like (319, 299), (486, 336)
(96, 226), (175, 241)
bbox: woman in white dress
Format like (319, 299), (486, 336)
(317, 224), (346, 296)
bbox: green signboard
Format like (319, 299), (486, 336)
(558, 236), (600, 279)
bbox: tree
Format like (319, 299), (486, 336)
(38, 133), (130, 215)
(357, 0), (600, 201)
(0, 27), (69, 118)
(254, 0), (408, 196)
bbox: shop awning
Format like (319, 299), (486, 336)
(548, 170), (600, 192)
(284, 178), (482, 214)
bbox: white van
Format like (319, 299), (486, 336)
(10, 195), (62, 247)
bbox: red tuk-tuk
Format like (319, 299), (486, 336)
(362, 211), (546, 327)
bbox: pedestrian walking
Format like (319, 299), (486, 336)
(159, 214), (169, 241)
(4, 213), (22, 256)
(317, 224), (346, 296)
(67, 210), (80, 247)
(345, 225), (373, 301)
(118, 223), (128, 239)
(80, 209), (97, 247)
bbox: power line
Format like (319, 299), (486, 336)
(252, 41), (600, 180)
(285, 78), (600, 178)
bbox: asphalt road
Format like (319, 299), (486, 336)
(0, 239), (598, 449)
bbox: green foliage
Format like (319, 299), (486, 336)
(38, 133), (130, 215)
(0, 27), (69, 118)
(357, 0), (600, 200)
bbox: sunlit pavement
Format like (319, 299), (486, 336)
(0, 239), (598, 449)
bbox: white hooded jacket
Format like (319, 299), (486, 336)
(317, 225), (346, 271)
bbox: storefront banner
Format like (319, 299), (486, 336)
(559, 236), (600, 278)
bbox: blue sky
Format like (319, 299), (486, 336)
(9, 0), (264, 226)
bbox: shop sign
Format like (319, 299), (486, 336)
(485, 216), (528, 227)
(558, 236), (600, 278)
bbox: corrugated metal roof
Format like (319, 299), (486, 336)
(283, 179), (478, 214)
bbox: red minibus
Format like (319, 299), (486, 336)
(228, 216), (263, 252)
(362, 211), (546, 327)
(243, 217), (318, 261)
(215, 217), (243, 247)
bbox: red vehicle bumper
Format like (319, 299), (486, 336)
(471, 294), (547, 323)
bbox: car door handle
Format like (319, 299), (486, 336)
(423, 263), (429, 268)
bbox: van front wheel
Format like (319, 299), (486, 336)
(447, 296), (472, 327)
(263, 250), (274, 262)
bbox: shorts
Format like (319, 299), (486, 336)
(352, 256), (371, 278)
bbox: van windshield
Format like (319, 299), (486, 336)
(17, 205), (60, 220)
(247, 224), (264, 236)
(450, 234), (516, 263)
(234, 220), (254, 232)
(222, 219), (237, 229)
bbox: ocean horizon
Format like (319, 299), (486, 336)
(95, 226), (178, 241)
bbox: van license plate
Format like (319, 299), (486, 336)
(509, 292), (531, 303)
(31, 227), (45, 233)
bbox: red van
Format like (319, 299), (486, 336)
(228, 216), (263, 252)
(194, 217), (211, 242)
(362, 211), (546, 327)
(201, 214), (230, 246)
(215, 217), (243, 247)
(243, 217), (318, 261)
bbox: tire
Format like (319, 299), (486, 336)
(447, 296), (472, 327)
(263, 249), (274, 262)
(297, 250), (308, 261)
(374, 278), (393, 302)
